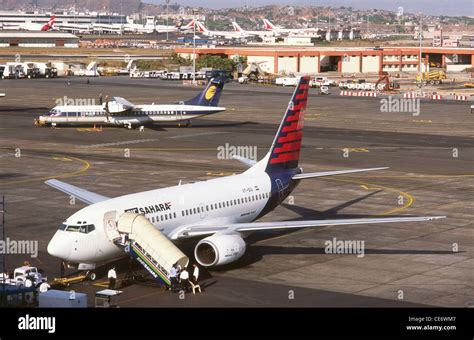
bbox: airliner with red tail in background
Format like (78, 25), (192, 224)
(1, 15), (55, 31)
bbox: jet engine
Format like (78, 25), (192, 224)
(194, 233), (246, 267)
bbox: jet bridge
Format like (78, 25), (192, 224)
(109, 212), (189, 286)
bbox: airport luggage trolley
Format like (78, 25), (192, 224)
(95, 289), (123, 308)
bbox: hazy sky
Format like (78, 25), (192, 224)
(149, 0), (473, 16)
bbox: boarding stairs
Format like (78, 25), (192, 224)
(103, 211), (188, 287)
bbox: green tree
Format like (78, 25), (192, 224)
(196, 55), (246, 71)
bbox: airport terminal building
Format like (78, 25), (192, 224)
(176, 46), (474, 75)
(0, 10), (127, 26)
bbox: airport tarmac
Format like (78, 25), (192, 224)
(0, 77), (473, 307)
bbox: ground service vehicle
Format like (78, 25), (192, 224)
(416, 70), (446, 86)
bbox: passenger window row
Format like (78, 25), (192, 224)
(180, 192), (271, 217)
(149, 212), (177, 224)
(139, 111), (185, 115)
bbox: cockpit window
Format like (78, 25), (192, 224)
(45, 108), (61, 117)
(65, 225), (82, 232)
(60, 224), (95, 233)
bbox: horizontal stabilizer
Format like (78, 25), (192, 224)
(232, 155), (256, 168)
(45, 179), (110, 205)
(292, 167), (389, 180)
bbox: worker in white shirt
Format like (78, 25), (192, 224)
(179, 267), (190, 290)
(192, 264), (200, 284)
(38, 279), (50, 293)
(107, 267), (117, 289)
(169, 264), (178, 291)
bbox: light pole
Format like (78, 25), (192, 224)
(419, 13), (423, 93)
(165, 0), (170, 41)
(419, 14), (423, 72)
(193, 9), (196, 85)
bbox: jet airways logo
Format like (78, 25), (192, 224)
(125, 202), (171, 215)
(205, 85), (217, 100)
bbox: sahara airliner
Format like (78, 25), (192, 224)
(46, 77), (444, 274)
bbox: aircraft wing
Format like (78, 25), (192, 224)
(45, 179), (110, 205)
(292, 167), (388, 180)
(169, 216), (445, 239)
(112, 96), (136, 110)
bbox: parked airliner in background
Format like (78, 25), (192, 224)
(46, 76), (444, 273)
(177, 19), (196, 33)
(232, 22), (275, 38)
(195, 21), (244, 40)
(35, 78), (226, 128)
(1, 15), (55, 31)
(262, 18), (320, 35)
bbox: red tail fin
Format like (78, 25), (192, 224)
(266, 77), (310, 172)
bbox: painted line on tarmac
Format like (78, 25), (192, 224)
(255, 177), (415, 245)
(80, 139), (159, 148)
(327, 177), (413, 216)
(0, 155), (90, 186)
(167, 131), (227, 139)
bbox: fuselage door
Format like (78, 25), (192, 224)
(103, 210), (121, 243)
(176, 106), (183, 121)
(199, 203), (206, 219)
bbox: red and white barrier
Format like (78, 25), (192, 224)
(403, 92), (417, 99)
(454, 95), (467, 101)
(431, 94), (442, 100)
(340, 91), (377, 97)
(357, 91), (377, 97)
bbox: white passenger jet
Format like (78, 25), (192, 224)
(177, 19), (196, 33)
(35, 78), (226, 128)
(195, 21), (244, 40)
(231, 22), (275, 38)
(46, 77), (444, 274)
(1, 15), (55, 31)
(262, 18), (320, 35)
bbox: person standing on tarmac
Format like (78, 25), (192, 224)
(192, 264), (199, 284)
(169, 264), (178, 291)
(38, 279), (50, 293)
(108, 267), (117, 289)
(179, 267), (190, 290)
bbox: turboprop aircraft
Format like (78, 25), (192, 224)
(35, 78), (226, 128)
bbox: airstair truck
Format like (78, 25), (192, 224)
(116, 213), (189, 286)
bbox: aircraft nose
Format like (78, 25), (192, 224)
(47, 231), (71, 260)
